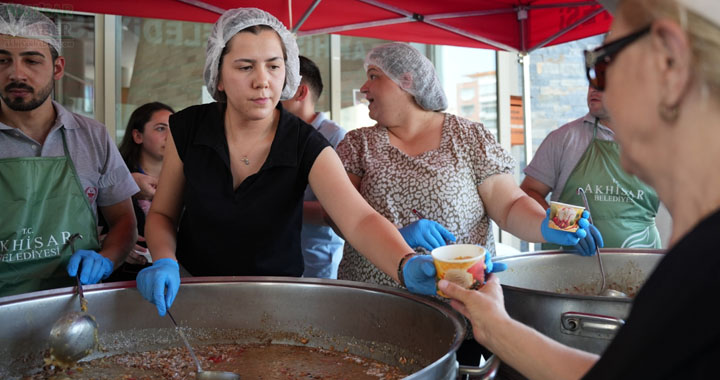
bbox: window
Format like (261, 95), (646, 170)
(460, 87), (475, 101)
(42, 11), (95, 118)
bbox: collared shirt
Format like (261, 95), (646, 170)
(524, 113), (615, 202)
(171, 102), (330, 276)
(0, 101), (139, 217)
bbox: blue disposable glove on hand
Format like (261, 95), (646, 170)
(402, 255), (437, 295)
(403, 252), (509, 295)
(399, 219), (456, 251)
(573, 216), (604, 256)
(467, 250), (508, 284)
(67, 250), (114, 285)
(484, 251), (508, 274)
(541, 209), (588, 247)
(136, 258), (180, 316)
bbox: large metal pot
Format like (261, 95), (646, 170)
(0, 277), (497, 379)
(494, 249), (664, 354)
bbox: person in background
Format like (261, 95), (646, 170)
(135, 8), (479, 317)
(440, 0), (720, 378)
(104, 102), (175, 282)
(0, 4), (137, 296)
(521, 85), (660, 249)
(335, 41), (601, 365)
(281, 56), (347, 279)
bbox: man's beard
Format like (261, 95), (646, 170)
(1, 80), (54, 111)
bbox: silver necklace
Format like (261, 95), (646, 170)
(241, 156), (250, 165)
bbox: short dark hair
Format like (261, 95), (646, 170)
(298, 55), (323, 103)
(118, 102), (175, 171)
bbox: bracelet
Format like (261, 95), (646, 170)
(397, 252), (417, 288)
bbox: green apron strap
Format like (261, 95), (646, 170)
(544, 118), (661, 250)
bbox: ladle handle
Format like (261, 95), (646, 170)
(167, 310), (204, 374)
(576, 188), (606, 292)
(67, 233), (86, 304)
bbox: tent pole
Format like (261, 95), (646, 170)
(175, 0), (225, 14)
(291, 0), (323, 33)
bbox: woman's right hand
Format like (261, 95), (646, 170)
(132, 172), (158, 200)
(438, 275), (509, 344)
(125, 236), (149, 265)
(136, 258), (180, 316)
(399, 219), (456, 251)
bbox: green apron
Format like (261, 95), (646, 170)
(543, 120), (661, 250)
(0, 129), (100, 297)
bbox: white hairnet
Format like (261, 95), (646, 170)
(204, 7), (300, 102)
(364, 42), (447, 111)
(0, 3), (61, 55)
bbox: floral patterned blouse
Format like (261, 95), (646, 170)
(336, 113), (515, 288)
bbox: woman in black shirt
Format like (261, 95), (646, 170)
(136, 8), (444, 316)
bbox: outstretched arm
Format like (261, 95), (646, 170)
(480, 173), (547, 242)
(98, 199), (137, 268)
(145, 132), (185, 262)
(439, 276), (599, 380)
(520, 175), (552, 210)
(309, 147), (410, 282)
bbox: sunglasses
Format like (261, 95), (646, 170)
(584, 26), (651, 91)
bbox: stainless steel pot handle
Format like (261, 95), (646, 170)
(458, 354), (500, 379)
(561, 312), (625, 340)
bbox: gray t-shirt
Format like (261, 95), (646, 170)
(524, 113), (615, 201)
(0, 101), (139, 218)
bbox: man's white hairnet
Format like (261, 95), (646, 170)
(204, 7), (300, 102)
(365, 42), (447, 111)
(0, 3), (61, 55)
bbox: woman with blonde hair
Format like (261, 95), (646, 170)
(440, 0), (720, 378)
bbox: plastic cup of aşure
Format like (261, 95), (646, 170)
(548, 201), (585, 233)
(431, 244), (486, 297)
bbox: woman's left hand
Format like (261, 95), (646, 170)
(541, 209), (587, 246)
(574, 220), (603, 256)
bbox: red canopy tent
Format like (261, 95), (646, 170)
(13, 0), (611, 52)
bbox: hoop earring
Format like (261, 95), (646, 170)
(658, 103), (679, 123)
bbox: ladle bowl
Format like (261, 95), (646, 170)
(48, 311), (99, 364)
(48, 233), (101, 364)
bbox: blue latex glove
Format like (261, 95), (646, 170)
(403, 252), (509, 295)
(541, 208), (588, 246)
(467, 250), (508, 284)
(136, 258), (180, 316)
(402, 255), (437, 295)
(67, 250), (114, 285)
(573, 216), (604, 256)
(399, 219), (456, 251)
(484, 251), (508, 274)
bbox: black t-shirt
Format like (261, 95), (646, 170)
(582, 209), (720, 379)
(170, 102), (330, 276)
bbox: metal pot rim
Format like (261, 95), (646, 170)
(493, 249), (665, 302)
(0, 276), (469, 376)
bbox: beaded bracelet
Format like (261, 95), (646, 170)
(397, 252), (417, 288)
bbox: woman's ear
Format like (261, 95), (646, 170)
(399, 73), (414, 91)
(132, 129), (143, 144)
(651, 19), (692, 109)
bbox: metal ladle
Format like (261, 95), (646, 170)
(48, 233), (100, 365)
(576, 188), (628, 298)
(167, 310), (240, 380)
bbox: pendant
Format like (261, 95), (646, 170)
(242, 157), (250, 165)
